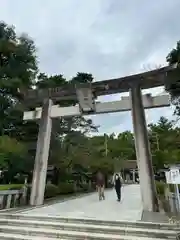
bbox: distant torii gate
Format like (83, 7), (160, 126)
(23, 65), (179, 213)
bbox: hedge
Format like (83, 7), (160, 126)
(155, 181), (180, 197)
(0, 182), (94, 200)
(78, 183), (89, 192)
(0, 184), (23, 191)
(45, 184), (59, 198)
(58, 182), (74, 194)
(156, 181), (166, 196)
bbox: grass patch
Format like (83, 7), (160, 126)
(0, 184), (23, 191)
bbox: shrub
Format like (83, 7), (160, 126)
(168, 184), (180, 193)
(156, 181), (166, 196)
(58, 182), (74, 194)
(80, 183), (89, 192)
(91, 182), (96, 190)
(44, 184), (59, 199)
(25, 184), (59, 201)
(156, 182), (180, 196)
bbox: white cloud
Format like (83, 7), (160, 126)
(0, 0), (179, 135)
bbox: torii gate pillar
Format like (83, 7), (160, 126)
(30, 99), (52, 206)
(130, 85), (158, 212)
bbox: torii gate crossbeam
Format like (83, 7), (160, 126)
(24, 94), (169, 120)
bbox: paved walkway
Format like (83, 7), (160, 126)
(23, 184), (143, 221)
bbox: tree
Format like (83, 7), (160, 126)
(85, 132), (135, 175)
(0, 21), (99, 182)
(0, 21), (38, 138)
(88, 135), (114, 174)
(0, 21), (38, 180)
(51, 132), (116, 177)
(0, 135), (27, 183)
(166, 40), (180, 116)
(71, 72), (93, 84)
(167, 41), (180, 66)
(0, 22), (37, 93)
(47, 115), (180, 182)
(148, 117), (180, 169)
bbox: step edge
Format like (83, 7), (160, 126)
(0, 225), (177, 236)
(0, 219), (177, 234)
(0, 214), (173, 228)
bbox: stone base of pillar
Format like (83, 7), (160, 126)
(141, 210), (168, 223)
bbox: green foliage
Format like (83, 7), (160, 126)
(51, 117), (180, 177)
(0, 21), (38, 138)
(86, 131), (135, 173)
(79, 183), (89, 192)
(0, 21), (98, 182)
(0, 22), (37, 93)
(167, 41), (180, 66)
(0, 184), (23, 190)
(0, 135), (25, 153)
(148, 117), (180, 169)
(22, 183), (75, 200)
(156, 181), (166, 196)
(36, 73), (67, 89)
(0, 135), (27, 174)
(155, 181), (180, 199)
(33, 182), (89, 199)
(44, 184), (59, 198)
(71, 72), (93, 84)
(58, 182), (74, 194)
(166, 40), (180, 116)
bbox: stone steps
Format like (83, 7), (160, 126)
(0, 233), (57, 240)
(0, 233), (168, 240)
(0, 218), (177, 239)
(0, 214), (178, 239)
(0, 213), (178, 230)
(0, 229), (171, 240)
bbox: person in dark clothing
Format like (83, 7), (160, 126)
(114, 173), (122, 201)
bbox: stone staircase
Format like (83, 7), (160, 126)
(0, 213), (179, 239)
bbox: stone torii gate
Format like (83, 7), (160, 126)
(23, 65), (179, 213)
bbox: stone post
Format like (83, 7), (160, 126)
(22, 177), (28, 205)
(6, 194), (12, 209)
(130, 85), (158, 212)
(132, 170), (136, 183)
(30, 99), (52, 206)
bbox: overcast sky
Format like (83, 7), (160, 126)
(1, 0), (180, 135)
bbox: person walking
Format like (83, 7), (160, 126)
(113, 173), (122, 201)
(96, 170), (105, 201)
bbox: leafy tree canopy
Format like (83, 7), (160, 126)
(166, 40), (180, 116)
(0, 135), (28, 182)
